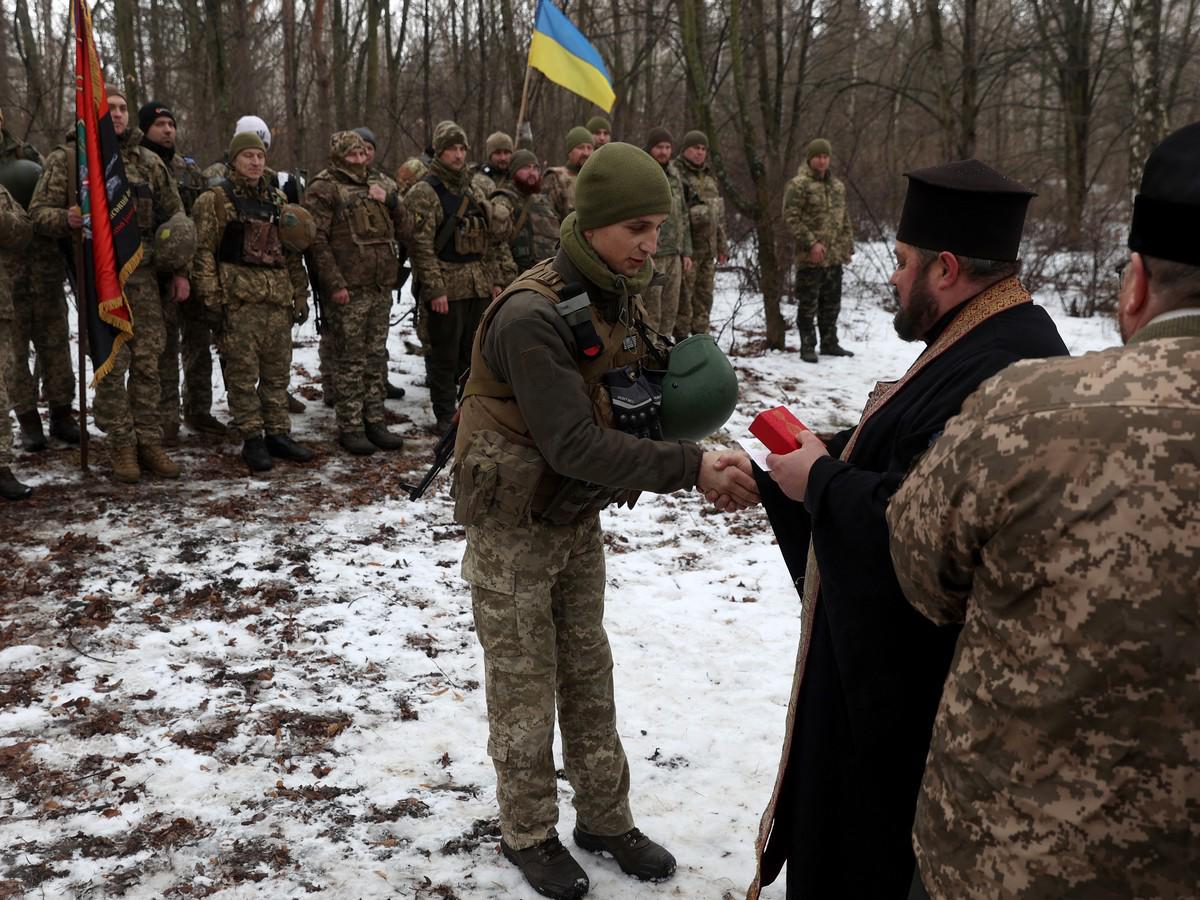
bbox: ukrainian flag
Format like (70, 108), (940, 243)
(528, 0), (616, 113)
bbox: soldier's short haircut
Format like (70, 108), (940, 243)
(1144, 255), (1200, 311)
(914, 247), (1021, 284)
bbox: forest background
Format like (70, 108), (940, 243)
(2, 0), (1197, 346)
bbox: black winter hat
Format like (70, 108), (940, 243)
(644, 127), (674, 151)
(897, 159), (1036, 262)
(352, 126), (378, 148)
(1128, 121), (1200, 266)
(138, 101), (175, 133)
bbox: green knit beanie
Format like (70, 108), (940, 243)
(229, 131), (267, 160)
(565, 125), (594, 156)
(806, 138), (832, 160)
(682, 130), (708, 152)
(509, 149), (538, 174)
(574, 142), (671, 230)
(644, 126), (674, 151)
(586, 115), (612, 134)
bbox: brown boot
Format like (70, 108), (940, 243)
(17, 411), (47, 452)
(110, 445), (141, 483)
(137, 443), (181, 478)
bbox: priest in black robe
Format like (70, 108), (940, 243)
(745, 161), (1071, 900)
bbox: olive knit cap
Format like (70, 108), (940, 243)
(509, 149), (538, 174)
(807, 138), (832, 160)
(682, 130), (708, 151)
(574, 142), (671, 230)
(565, 125), (594, 155)
(229, 130), (267, 160)
(433, 120), (469, 154)
(644, 126), (674, 151)
(586, 115), (612, 133)
(486, 131), (514, 155)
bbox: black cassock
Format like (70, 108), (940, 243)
(751, 290), (1069, 899)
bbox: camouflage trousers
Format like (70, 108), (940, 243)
(328, 287), (390, 430)
(160, 292), (218, 422)
(643, 255), (683, 336)
(425, 297), (487, 423)
(795, 265), (844, 350)
(220, 302), (293, 439)
(676, 251), (716, 339)
(93, 276), (165, 448)
(318, 291), (394, 416)
(9, 270), (74, 414)
(0, 320), (14, 466)
(462, 513), (635, 850)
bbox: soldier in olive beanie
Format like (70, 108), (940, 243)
(432, 120), (469, 155)
(229, 130), (267, 161)
(486, 131), (514, 156)
(509, 149), (538, 175)
(565, 125), (594, 157)
(645, 126), (674, 152)
(574, 142), (671, 230)
(586, 115), (611, 134)
(682, 130), (708, 152)
(807, 137), (832, 160)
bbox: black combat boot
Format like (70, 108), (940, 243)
(385, 381), (406, 400)
(339, 431), (376, 456)
(241, 437), (274, 472)
(501, 836), (590, 900)
(49, 406), (81, 444)
(184, 412), (229, 436)
(364, 422), (403, 451)
(17, 411), (47, 452)
(0, 467), (33, 501)
(287, 393), (306, 413)
(573, 825), (676, 882)
(821, 342), (855, 357)
(265, 433), (315, 462)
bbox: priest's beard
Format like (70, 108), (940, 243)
(892, 271), (939, 342)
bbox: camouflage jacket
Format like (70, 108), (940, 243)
(655, 160), (693, 259)
(191, 174), (308, 311)
(541, 166), (578, 221)
(0, 184), (34, 318)
(404, 163), (514, 304)
(304, 164), (405, 294)
(491, 185), (560, 281)
(29, 127), (184, 278)
(782, 164), (853, 268)
(675, 155), (728, 258)
(0, 128), (42, 165)
(888, 312), (1200, 900)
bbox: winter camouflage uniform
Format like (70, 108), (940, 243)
(305, 132), (407, 432)
(2, 129), (76, 423)
(674, 155), (728, 338)
(888, 313), (1200, 900)
(30, 127), (185, 448)
(405, 158), (513, 424)
(191, 174), (309, 439)
(541, 166), (578, 222)
(0, 184), (34, 466)
(490, 185), (559, 282)
(643, 160), (693, 335)
(783, 163), (854, 351)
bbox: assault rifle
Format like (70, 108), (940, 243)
(402, 422), (457, 501)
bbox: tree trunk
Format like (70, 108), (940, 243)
(366, 0), (380, 123)
(1128, 0), (1165, 193)
(203, 0), (231, 122)
(113, 0), (139, 101)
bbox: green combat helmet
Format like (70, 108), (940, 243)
(278, 203), (316, 252)
(154, 211), (196, 272)
(658, 334), (738, 441)
(0, 158), (43, 210)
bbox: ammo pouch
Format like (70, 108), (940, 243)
(538, 477), (615, 526)
(452, 430), (546, 527)
(603, 366), (664, 440)
(345, 195), (397, 251)
(133, 182), (155, 230)
(453, 213), (489, 258)
(217, 180), (286, 268)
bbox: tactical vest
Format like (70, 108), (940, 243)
(452, 259), (649, 527)
(424, 174), (489, 263)
(502, 189), (559, 273)
(322, 174), (398, 288)
(215, 180), (286, 269)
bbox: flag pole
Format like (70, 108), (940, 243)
(515, 61), (534, 140)
(69, 8), (90, 473)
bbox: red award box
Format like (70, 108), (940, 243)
(750, 406), (811, 454)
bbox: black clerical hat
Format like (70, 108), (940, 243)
(897, 159), (1036, 262)
(1128, 121), (1200, 266)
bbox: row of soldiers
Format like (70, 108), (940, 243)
(0, 97), (729, 493)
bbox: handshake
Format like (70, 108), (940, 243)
(696, 450), (759, 512)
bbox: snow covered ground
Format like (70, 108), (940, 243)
(0, 248), (1116, 899)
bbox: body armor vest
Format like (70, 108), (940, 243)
(502, 189), (559, 273)
(425, 174), (489, 263)
(216, 180), (286, 269)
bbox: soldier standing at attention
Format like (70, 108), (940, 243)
(783, 138), (855, 362)
(0, 182), (34, 499)
(30, 86), (187, 484)
(491, 149), (561, 282)
(888, 121), (1200, 900)
(480, 132), (514, 184)
(674, 130), (729, 339)
(541, 127), (593, 221)
(642, 128), (692, 335)
(586, 115), (612, 147)
(305, 131), (406, 456)
(1, 106), (81, 451)
(452, 141), (758, 899)
(405, 120), (513, 436)
(191, 131), (315, 473)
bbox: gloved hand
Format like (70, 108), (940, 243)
(293, 295), (310, 325)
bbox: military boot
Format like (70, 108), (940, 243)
(110, 445), (141, 484)
(339, 431), (376, 456)
(49, 406), (81, 444)
(241, 437), (274, 472)
(821, 344), (855, 357)
(573, 826), (676, 882)
(0, 467), (33, 501)
(287, 393), (306, 413)
(385, 381), (406, 400)
(265, 433), (315, 463)
(161, 420), (181, 448)
(799, 328), (819, 364)
(364, 422), (404, 451)
(322, 382), (336, 407)
(16, 411), (47, 452)
(184, 412), (229, 436)
(138, 443), (181, 478)
(501, 836), (590, 900)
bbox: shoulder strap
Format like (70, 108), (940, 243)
(513, 197), (533, 238)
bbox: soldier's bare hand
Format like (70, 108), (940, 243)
(67, 206), (83, 229)
(810, 242), (827, 264)
(430, 295), (449, 314)
(368, 184), (387, 203)
(171, 275), (190, 303)
(698, 450), (759, 510)
(332, 288), (350, 306)
(767, 430), (828, 502)
(682, 256), (694, 273)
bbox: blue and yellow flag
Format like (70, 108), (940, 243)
(528, 0), (616, 112)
